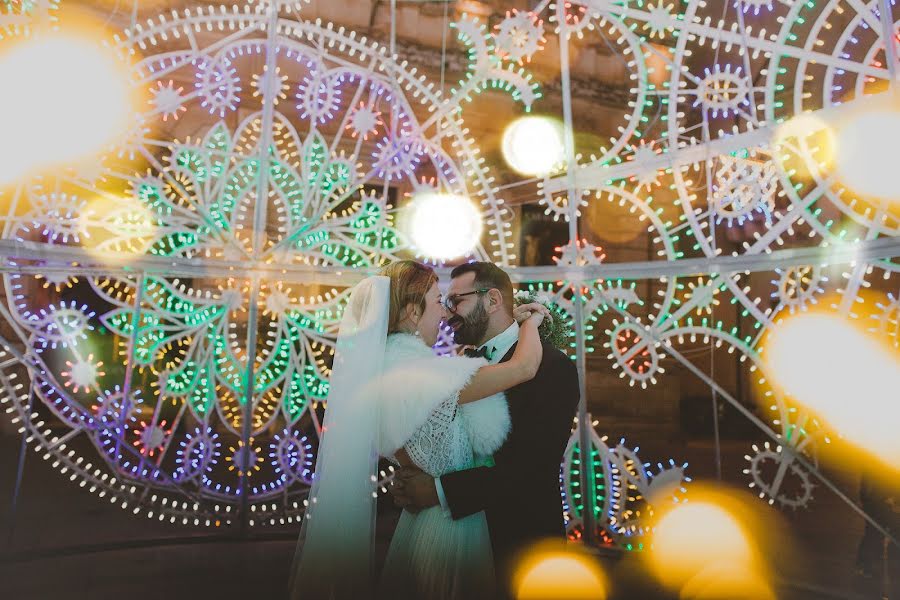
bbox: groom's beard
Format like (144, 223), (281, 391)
(449, 301), (489, 346)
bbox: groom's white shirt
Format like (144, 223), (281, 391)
(435, 321), (519, 516)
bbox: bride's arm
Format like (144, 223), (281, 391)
(457, 313), (544, 405)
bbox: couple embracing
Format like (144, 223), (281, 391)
(289, 261), (580, 599)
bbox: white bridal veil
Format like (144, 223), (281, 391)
(289, 275), (390, 599)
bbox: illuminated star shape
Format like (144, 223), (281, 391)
(251, 66), (289, 105)
(684, 278), (721, 316)
(150, 80), (187, 122)
(134, 419), (173, 457)
(630, 144), (662, 189)
(644, 2), (676, 39)
(62, 354), (105, 394)
(347, 102), (383, 140)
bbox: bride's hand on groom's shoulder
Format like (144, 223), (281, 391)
(514, 302), (551, 325)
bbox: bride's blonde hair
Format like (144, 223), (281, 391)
(379, 260), (438, 334)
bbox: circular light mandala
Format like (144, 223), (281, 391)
(0, 3), (536, 527)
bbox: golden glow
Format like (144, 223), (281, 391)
(772, 112), (836, 181)
(680, 561), (775, 600)
(80, 194), (158, 264)
(514, 547), (607, 600)
(834, 107), (900, 202)
(0, 31), (138, 184)
(649, 502), (755, 584)
(404, 192), (483, 260)
(764, 310), (900, 467)
(645, 485), (776, 599)
(502, 116), (566, 177)
(776, 91), (900, 203)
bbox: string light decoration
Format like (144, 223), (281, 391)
(0, 0), (56, 39)
(494, 9), (546, 64)
(0, 0), (898, 533)
(560, 422), (690, 550)
(530, 0), (900, 512)
(0, 0), (546, 527)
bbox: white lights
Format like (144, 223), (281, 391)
(764, 311), (900, 467)
(405, 192), (483, 260)
(0, 33), (136, 184)
(834, 107), (900, 202)
(501, 115), (565, 177)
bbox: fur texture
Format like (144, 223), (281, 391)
(374, 333), (511, 458)
(459, 393), (511, 457)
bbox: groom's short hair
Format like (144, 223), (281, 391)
(450, 262), (514, 317)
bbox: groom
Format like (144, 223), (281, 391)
(391, 262), (580, 599)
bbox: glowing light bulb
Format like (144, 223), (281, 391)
(406, 192), (482, 260)
(515, 548), (607, 600)
(651, 502), (754, 577)
(764, 311), (900, 467)
(502, 116), (565, 177)
(647, 496), (774, 599)
(835, 108), (900, 202)
(0, 33), (136, 184)
(772, 112), (836, 180)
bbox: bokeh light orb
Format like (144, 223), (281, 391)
(644, 489), (779, 600)
(502, 115), (565, 177)
(835, 108), (900, 202)
(406, 192), (483, 260)
(764, 309), (900, 467)
(515, 549), (607, 600)
(772, 112), (836, 180)
(0, 32), (136, 184)
(680, 561), (775, 600)
(649, 501), (755, 585)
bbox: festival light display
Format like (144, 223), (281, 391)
(0, 0), (56, 39)
(0, 0), (539, 527)
(0, 0), (898, 539)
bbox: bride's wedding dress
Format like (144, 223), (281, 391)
(289, 276), (511, 600)
(375, 332), (511, 600)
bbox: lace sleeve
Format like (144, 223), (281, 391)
(403, 394), (461, 477)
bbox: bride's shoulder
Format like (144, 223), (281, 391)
(384, 332), (433, 362)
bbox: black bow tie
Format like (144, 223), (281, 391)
(464, 346), (493, 360)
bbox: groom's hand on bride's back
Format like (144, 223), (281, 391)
(389, 466), (438, 513)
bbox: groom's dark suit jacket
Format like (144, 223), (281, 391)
(439, 340), (580, 597)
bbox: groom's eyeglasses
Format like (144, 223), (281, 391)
(441, 288), (491, 312)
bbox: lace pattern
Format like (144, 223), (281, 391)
(404, 394), (472, 477)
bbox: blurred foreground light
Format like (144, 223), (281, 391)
(764, 310), (900, 467)
(679, 561), (775, 600)
(502, 116), (565, 177)
(0, 32), (136, 184)
(834, 107), (900, 202)
(649, 502), (755, 584)
(405, 192), (482, 260)
(772, 112), (836, 180)
(646, 487), (775, 599)
(514, 547), (607, 600)
(80, 194), (158, 265)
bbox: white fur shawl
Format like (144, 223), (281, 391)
(373, 333), (511, 458)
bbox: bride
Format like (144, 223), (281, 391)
(289, 260), (547, 599)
